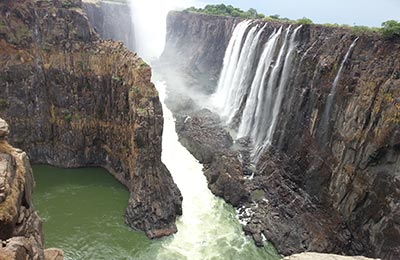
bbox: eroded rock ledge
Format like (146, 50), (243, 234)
(0, 0), (182, 238)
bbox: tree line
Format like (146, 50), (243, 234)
(184, 4), (400, 39)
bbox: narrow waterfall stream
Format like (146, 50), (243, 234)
(319, 37), (359, 143)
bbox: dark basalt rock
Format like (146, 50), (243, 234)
(204, 152), (249, 207)
(175, 109), (233, 164)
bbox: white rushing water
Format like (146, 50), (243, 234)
(213, 21), (252, 114)
(154, 81), (279, 260)
(124, 2), (280, 258)
(128, 0), (195, 61)
(258, 25), (302, 148)
(214, 21), (302, 162)
(238, 28), (282, 139)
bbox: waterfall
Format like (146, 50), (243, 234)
(214, 20), (303, 161)
(237, 28), (283, 138)
(223, 23), (269, 124)
(128, 0), (191, 62)
(213, 21), (252, 113)
(319, 37), (359, 144)
(263, 25), (302, 146)
(251, 26), (302, 161)
(251, 26), (292, 146)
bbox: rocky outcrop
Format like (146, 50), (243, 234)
(0, 118), (46, 259)
(82, 0), (136, 51)
(44, 248), (64, 260)
(176, 109), (233, 164)
(160, 11), (400, 260)
(0, 0), (182, 238)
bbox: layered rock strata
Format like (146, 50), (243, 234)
(0, 0), (182, 238)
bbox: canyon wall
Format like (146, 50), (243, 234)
(0, 0), (182, 239)
(161, 11), (399, 259)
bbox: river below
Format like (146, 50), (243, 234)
(33, 81), (280, 260)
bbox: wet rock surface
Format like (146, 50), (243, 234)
(0, 0), (182, 238)
(166, 97), (351, 255)
(175, 109), (233, 164)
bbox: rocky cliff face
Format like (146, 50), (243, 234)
(161, 11), (399, 259)
(0, 0), (182, 239)
(0, 118), (45, 259)
(82, 0), (136, 51)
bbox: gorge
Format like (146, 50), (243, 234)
(160, 9), (399, 260)
(0, 0), (399, 259)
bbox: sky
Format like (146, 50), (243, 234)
(197, 0), (399, 27)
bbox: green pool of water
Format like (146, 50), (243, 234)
(33, 164), (280, 260)
(33, 165), (162, 260)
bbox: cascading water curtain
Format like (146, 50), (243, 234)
(214, 22), (303, 163)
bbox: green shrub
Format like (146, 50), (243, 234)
(352, 25), (380, 35)
(185, 4), (266, 19)
(266, 14), (291, 22)
(269, 14), (280, 20)
(296, 17), (313, 25)
(381, 20), (400, 38)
